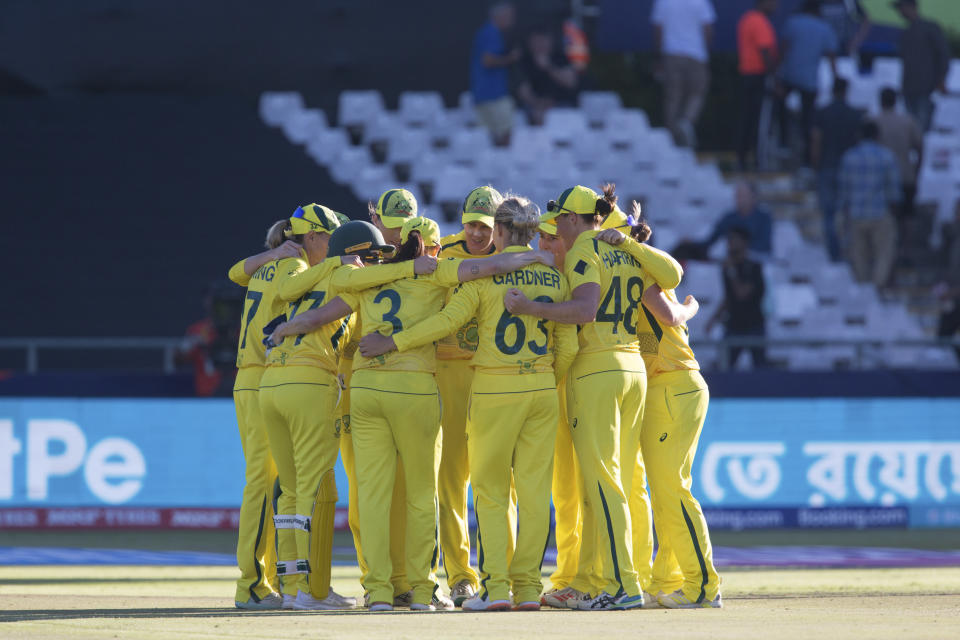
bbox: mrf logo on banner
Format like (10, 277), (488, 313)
(0, 418), (146, 504)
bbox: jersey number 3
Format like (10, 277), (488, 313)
(373, 289), (403, 333)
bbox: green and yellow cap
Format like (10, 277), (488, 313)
(333, 210), (351, 225)
(289, 203), (342, 235)
(401, 216), (441, 247)
(600, 204), (631, 230)
(461, 186), (502, 228)
(538, 208), (560, 235)
(375, 188), (418, 228)
(547, 185), (601, 217)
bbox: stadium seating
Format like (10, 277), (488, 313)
(256, 79), (958, 371)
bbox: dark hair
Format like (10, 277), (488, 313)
(387, 231), (425, 263)
(832, 77), (849, 98)
(575, 182), (617, 224)
(728, 225), (752, 243)
(861, 120), (880, 140)
(880, 87), (897, 109)
(628, 201), (652, 243)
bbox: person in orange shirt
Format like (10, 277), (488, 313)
(736, 0), (779, 170)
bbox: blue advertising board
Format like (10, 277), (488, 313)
(1, 398), (958, 527)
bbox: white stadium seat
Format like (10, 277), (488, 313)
(579, 91), (622, 127)
(281, 108), (328, 145)
(338, 90), (385, 128)
(259, 92), (305, 127)
(398, 91), (446, 128)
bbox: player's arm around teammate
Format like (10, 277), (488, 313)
(231, 220), (303, 610)
(631, 246), (722, 608)
(360, 196), (576, 611)
(256, 204), (367, 611)
(504, 184), (651, 611)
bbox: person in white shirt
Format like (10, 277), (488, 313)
(651, 0), (716, 148)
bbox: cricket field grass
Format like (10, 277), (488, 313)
(2, 565), (959, 640)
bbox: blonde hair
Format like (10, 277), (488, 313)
(265, 219), (292, 249)
(494, 194), (540, 246)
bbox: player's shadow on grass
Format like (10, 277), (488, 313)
(0, 608), (470, 622)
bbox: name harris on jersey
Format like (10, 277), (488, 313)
(598, 245), (642, 270)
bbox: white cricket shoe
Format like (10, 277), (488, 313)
(325, 588), (357, 608)
(450, 579), (476, 607)
(461, 594), (511, 611)
(282, 593), (296, 610)
(432, 591), (455, 610)
(369, 602), (393, 612)
(642, 591), (662, 608)
(658, 589), (723, 609)
(541, 587), (588, 609)
(235, 592), (283, 610)
(577, 591), (646, 611)
(292, 590), (354, 610)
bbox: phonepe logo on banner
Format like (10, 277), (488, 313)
(0, 419), (146, 505)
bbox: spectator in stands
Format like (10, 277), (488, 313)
(838, 121), (901, 289)
(934, 200), (960, 360)
(811, 77), (864, 262)
(516, 27), (578, 126)
(470, 2), (521, 146)
(701, 181), (773, 260)
(650, 0), (716, 148)
(176, 282), (242, 397)
(818, 0), (871, 58)
(776, 1), (837, 167)
(894, 0), (950, 132)
(874, 87), (923, 221)
(706, 227), (768, 369)
(736, 0), (779, 171)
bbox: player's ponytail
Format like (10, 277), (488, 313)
(595, 183), (618, 217)
(495, 195), (541, 246)
(265, 219), (293, 249)
(629, 200), (652, 244)
(387, 230), (425, 263)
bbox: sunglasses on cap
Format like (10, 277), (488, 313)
(546, 200), (578, 215)
(292, 206), (334, 231)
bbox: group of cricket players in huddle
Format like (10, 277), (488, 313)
(228, 182), (722, 613)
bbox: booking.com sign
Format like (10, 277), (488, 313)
(0, 397), (959, 526)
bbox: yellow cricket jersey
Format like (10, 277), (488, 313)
(634, 288), (700, 376)
(564, 230), (650, 355)
(264, 259), (358, 374)
(436, 231), (497, 361)
(228, 259), (251, 287)
(393, 247), (578, 380)
(333, 258), (462, 373)
(234, 256), (303, 368)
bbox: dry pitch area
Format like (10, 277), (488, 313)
(2, 565), (959, 639)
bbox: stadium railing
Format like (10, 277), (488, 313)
(0, 338), (182, 374)
(0, 337), (958, 374)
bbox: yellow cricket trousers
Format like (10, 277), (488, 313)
(640, 369), (720, 602)
(630, 431), (654, 591)
(233, 366), (278, 603)
(549, 379), (582, 590)
(351, 369), (442, 606)
(566, 350), (647, 598)
(259, 365), (340, 598)
(468, 371), (558, 604)
(338, 364), (411, 596)
(436, 358), (481, 589)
